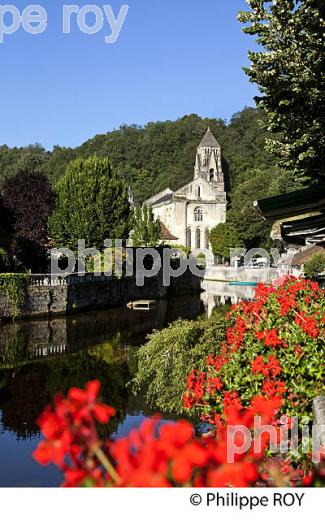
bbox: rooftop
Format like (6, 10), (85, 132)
(160, 222), (178, 241)
(198, 127), (220, 149)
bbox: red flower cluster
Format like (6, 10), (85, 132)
(252, 355), (282, 377)
(183, 277), (324, 425)
(34, 382), (286, 488)
(294, 312), (319, 338)
(33, 380), (116, 486)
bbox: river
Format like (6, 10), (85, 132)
(0, 282), (256, 487)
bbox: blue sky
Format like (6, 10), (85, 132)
(0, 1), (259, 150)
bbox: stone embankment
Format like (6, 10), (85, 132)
(0, 270), (201, 320)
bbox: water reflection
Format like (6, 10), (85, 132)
(201, 280), (256, 317)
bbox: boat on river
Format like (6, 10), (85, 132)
(228, 281), (258, 287)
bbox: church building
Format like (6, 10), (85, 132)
(145, 128), (227, 250)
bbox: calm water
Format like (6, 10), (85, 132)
(0, 295), (204, 487)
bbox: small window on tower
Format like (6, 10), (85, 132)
(197, 186), (201, 198)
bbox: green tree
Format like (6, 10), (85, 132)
(131, 205), (161, 247)
(209, 223), (244, 260)
(49, 156), (131, 251)
(239, 0), (325, 182)
(304, 253), (325, 278)
(228, 167), (300, 249)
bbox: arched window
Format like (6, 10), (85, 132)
(186, 228), (192, 248)
(196, 228), (201, 249)
(205, 229), (210, 249)
(194, 207), (203, 222)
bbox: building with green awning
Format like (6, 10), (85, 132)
(254, 184), (325, 245)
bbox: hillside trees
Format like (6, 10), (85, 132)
(0, 108), (292, 250)
(228, 167), (300, 249)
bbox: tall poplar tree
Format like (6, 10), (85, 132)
(131, 206), (161, 247)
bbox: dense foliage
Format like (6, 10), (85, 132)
(133, 311), (228, 416)
(184, 278), (325, 444)
(2, 171), (54, 272)
(239, 0), (325, 182)
(304, 253), (325, 278)
(49, 156), (131, 252)
(0, 273), (31, 317)
(209, 223), (244, 260)
(227, 166), (299, 249)
(0, 196), (10, 250)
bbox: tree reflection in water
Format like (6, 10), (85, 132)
(0, 295), (203, 442)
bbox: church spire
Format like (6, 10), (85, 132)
(198, 127), (220, 149)
(194, 128), (224, 185)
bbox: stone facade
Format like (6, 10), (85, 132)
(145, 128), (227, 250)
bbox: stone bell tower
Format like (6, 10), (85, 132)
(194, 127), (224, 187)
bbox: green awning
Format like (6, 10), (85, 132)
(281, 213), (325, 243)
(254, 184), (325, 222)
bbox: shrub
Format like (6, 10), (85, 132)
(209, 223), (244, 259)
(304, 253), (325, 278)
(0, 273), (31, 317)
(184, 277), (325, 436)
(132, 311), (227, 416)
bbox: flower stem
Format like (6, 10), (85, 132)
(91, 444), (121, 485)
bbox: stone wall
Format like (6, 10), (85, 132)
(204, 266), (291, 284)
(0, 270), (201, 320)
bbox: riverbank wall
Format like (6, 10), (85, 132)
(0, 270), (201, 320)
(204, 265), (298, 284)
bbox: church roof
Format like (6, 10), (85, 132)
(151, 192), (173, 205)
(145, 188), (174, 206)
(160, 222), (178, 241)
(199, 128), (220, 149)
